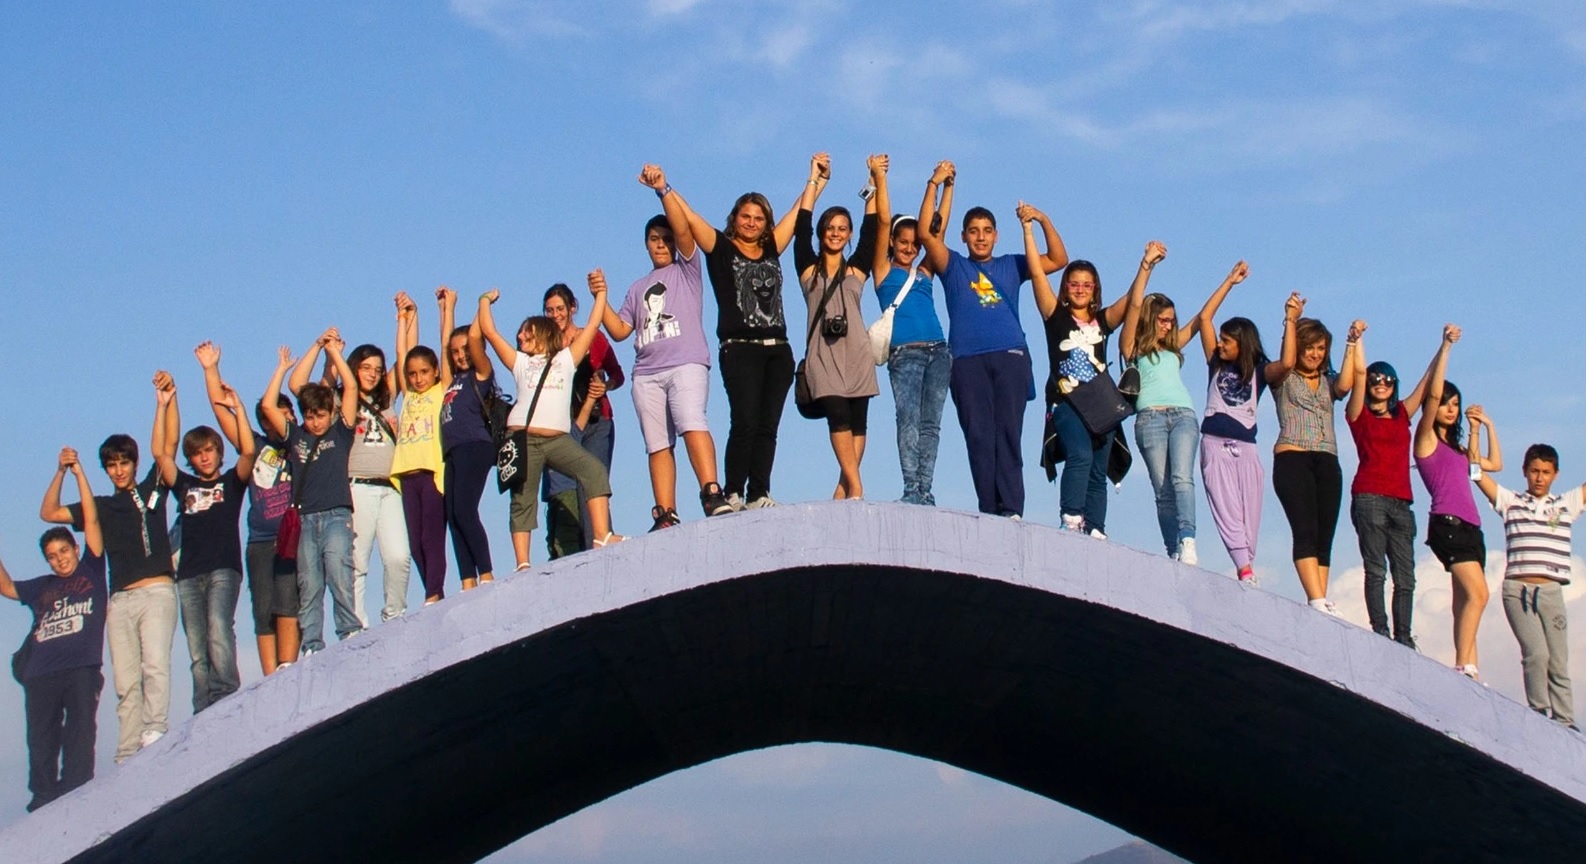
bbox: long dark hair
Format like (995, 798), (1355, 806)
(347, 344), (391, 410)
(1435, 381), (1465, 450)
(1058, 260), (1102, 317)
(1218, 317), (1267, 385)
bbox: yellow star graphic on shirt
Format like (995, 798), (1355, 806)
(970, 270), (1001, 307)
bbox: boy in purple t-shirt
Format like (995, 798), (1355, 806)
(600, 164), (730, 530)
(0, 447), (107, 811)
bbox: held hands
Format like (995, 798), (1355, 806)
(194, 340), (221, 369)
(395, 292), (417, 319)
(214, 382), (243, 413)
(1284, 291), (1306, 321)
(1442, 323), (1462, 345)
(1347, 319), (1367, 343)
(1142, 241), (1167, 269)
(436, 286), (457, 309)
(638, 164), (667, 191)
(587, 269), (608, 296)
(867, 153), (889, 178)
(586, 375), (608, 402)
(153, 370), (176, 405)
(58, 447), (81, 475)
(929, 160), (955, 186)
(1226, 260), (1249, 285)
(480, 288), (500, 306)
(809, 152), (831, 183)
(1465, 404), (1490, 428)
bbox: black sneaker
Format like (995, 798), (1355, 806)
(700, 483), (734, 517)
(649, 505), (681, 532)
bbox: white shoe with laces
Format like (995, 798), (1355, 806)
(1177, 537), (1198, 566)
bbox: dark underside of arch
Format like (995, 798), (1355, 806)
(71, 565), (1583, 864)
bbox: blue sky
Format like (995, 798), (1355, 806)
(0, 1), (1583, 860)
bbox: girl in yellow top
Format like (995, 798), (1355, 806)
(391, 292), (454, 605)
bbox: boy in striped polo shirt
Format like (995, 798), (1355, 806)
(1471, 425), (1584, 729)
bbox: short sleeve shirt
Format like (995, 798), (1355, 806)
(244, 438), (294, 543)
(171, 469), (248, 578)
(940, 250), (1029, 358)
(347, 402), (398, 479)
(1044, 313), (1115, 406)
(1492, 485), (1585, 584)
(620, 248), (711, 375)
(13, 552), (107, 680)
(704, 230), (788, 342)
(441, 371), (502, 454)
(285, 418), (356, 514)
(68, 465), (173, 592)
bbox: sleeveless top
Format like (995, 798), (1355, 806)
(1133, 350), (1193, 410)
(1274, 372), (1340, 455)
(1416, 439), (1481, 525)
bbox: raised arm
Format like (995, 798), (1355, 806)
(394, 292), (417, 394)
(326, 335), (359, 429)
(152, 370), (179, 488)
(793, 152), (829, 275)
(1413, 324), (1460, 456)
(916, 161), (955, 275)
(654, 170), (718, 254)
(260, 346), (296, 440)
(847, 155), (883, 274)
(1024, 203), (1070, 277)
(569, 270), (612, 366)
(1399, 331), (1444, 416)
(40, 446), (88, 526)
(476, 290), (517, 370)
(217, 382), (258, 479)
(640, 164), (697, 259)
(1333, 320), (1362, 399)
(288, 329), (334, 395)
(1345, 322), (1369, 422)
(1198, 261), (1248, 362)
(1466, 404), (1502, 473)
(1116, 240), (1166, 351)
(871, 155), (895, 285)
(0, 544), (15, 601)
(194, 340), (245, 451)
(772, 157), (823, 255)
(1021, 211), (1058, 320)
(1264, 293), (1305, 385)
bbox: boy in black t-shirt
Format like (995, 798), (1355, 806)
(43, 372), (181, 763)
(159, 379), (257, 713)
(0, 447), (107, 811)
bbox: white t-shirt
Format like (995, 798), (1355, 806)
(507, 348), (576, 433)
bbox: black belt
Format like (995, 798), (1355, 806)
(351, 477), (394, 488)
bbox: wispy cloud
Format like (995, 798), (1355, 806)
(448, 0), (590, 41)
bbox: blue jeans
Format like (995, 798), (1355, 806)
(297, 507), (358, 654)
(175, 568), (242, 713)
(888, 341), (951, 505)
(1133, 407), (1199, 555)
(1351, 493), (1416, 642)
(1052, 400), (1109, 531)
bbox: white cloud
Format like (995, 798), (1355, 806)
(448, 0), (589, 41)
(1328, 552), (1586, 723)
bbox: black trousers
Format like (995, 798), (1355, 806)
(718, 342), (794, 501)
(1273, 450), (1343, 566)
(25, 665), (103, 811)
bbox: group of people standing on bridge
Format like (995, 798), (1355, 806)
(0, 154), (1582, 815)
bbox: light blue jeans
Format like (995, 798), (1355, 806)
(297, 507), (358, 654)
(888, 341), (951, 505)
(1133, 406), (1199, 555)
(175, 568), (242, 713)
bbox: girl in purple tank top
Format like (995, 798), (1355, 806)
(1412, 324), (1488, 680)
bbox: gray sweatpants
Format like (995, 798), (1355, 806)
(1501, 579), (1575, 726)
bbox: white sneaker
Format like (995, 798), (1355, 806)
(725, 493), (747, 512)
(1177, 537), (1198, 566)
(1088, 529), (1108, 540)
(1061, 514), (1085, 532)
(1309, 598), (1343, 618)
(139, 729), (165, 749)
(745, 495), (779, 510)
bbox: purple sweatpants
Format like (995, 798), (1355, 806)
(401, 471), (448, 600)
(1200, 435), (1262, 570)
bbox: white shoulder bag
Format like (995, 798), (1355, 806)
(867, 266), (923, 366)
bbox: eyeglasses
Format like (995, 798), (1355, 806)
(1368, 373), (1396, 386)
(1155, 316), (1176, 325)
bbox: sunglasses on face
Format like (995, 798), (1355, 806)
(1368, 373), (1396, 386)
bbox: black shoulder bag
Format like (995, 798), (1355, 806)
(496, 357), (554, 494)
(469, 374), (512, 447)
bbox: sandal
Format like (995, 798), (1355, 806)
(594, 532), (625, 548)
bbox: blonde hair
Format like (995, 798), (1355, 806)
(1128, 293), (1184, 366)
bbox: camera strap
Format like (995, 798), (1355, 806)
(808, 262), (845, 344)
